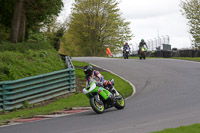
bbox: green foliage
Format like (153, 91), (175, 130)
(0, 24), (10, 41)
(72, 61), (90, 67)
(44, 23), (66, 51)
(21, 101), (32, 109)
(27, 31), (48, 43)
(180, 0), (200, 49)
(26, 0), (63, 29)
(40, 17), (68, 52)
(0, 41), (53, 52)
(0, 0), (15, 28)
(0, 109), (6, 114)
(0, 0), (64, 43)
(0, 42), (65, 81)
(62, 0), (133, 56)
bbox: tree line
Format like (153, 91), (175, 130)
(61, 0), (133, 56)
(0, 0), (198, 56)
(0, 0), (133, 56)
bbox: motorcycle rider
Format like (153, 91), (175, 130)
(84, 65), (119, 96)
(138, 39), (148, 54)
(123, 42), (130, 54)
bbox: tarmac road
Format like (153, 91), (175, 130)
(0, 57), (200, 133)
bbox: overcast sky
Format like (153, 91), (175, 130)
(58, 0), (192, 50)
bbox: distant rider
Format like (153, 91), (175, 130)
(138, 39), (148, 54)
(84, 65), (118, 95)
(123, 42), (130, 54)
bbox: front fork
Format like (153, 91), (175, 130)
(110, 87), (119, 96)
(94, 94), (103, 105)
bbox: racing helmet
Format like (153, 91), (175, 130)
(84, 65), (93, 76)
(141, 39), (144, 42)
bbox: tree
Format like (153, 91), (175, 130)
(0, 0), (15, 28)
(63, 0), (133, 56)
(10, 0), (25, 43)
(43, 17), (67, 51)
(180, 0), (200, 49)
(0, 0), (63, 43)
(0, 0), (15, 41)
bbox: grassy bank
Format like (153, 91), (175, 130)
(0, 60), (133, 125)
(0, 42), (65, 81)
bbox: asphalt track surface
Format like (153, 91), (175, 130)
(0, 57), (200, 133)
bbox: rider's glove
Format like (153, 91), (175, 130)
(96, 81), (104, 87)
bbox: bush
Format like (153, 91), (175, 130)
(27, 32), (48, 43)
(0, 24), (9, 42)
(0, 42), (65, 81)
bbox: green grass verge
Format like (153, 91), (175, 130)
(0, 60), (133, 125)
(151, 123), (200, 133)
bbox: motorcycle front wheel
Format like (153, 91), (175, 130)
(115, 93), (125, 109)
(90, 97), (104, 114)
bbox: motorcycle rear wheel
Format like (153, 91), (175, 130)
(90, 97), (104, 114)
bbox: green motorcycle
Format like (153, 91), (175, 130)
(139, 46), (147, 60)
(83, 80), (125, 114)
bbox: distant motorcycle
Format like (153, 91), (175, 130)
(123, 48), (130, 59)
(139, 46), (147, 60)
(83, 80), (125, 114)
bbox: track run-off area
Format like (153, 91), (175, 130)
(0, 57), (200, 133)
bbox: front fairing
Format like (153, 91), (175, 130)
(83, 81), (111, 100)
(141, 46), (147, 52)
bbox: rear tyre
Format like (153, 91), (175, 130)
(90, 97), (104, 114)
(115, 92), (125, 110)
(140, 52), (145, 60)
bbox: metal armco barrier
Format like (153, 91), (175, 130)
(0, 82), (3, 111)
(0, 57), (76, 111)
(65, 56), (74, 69)
(152, 50), (200, 58)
